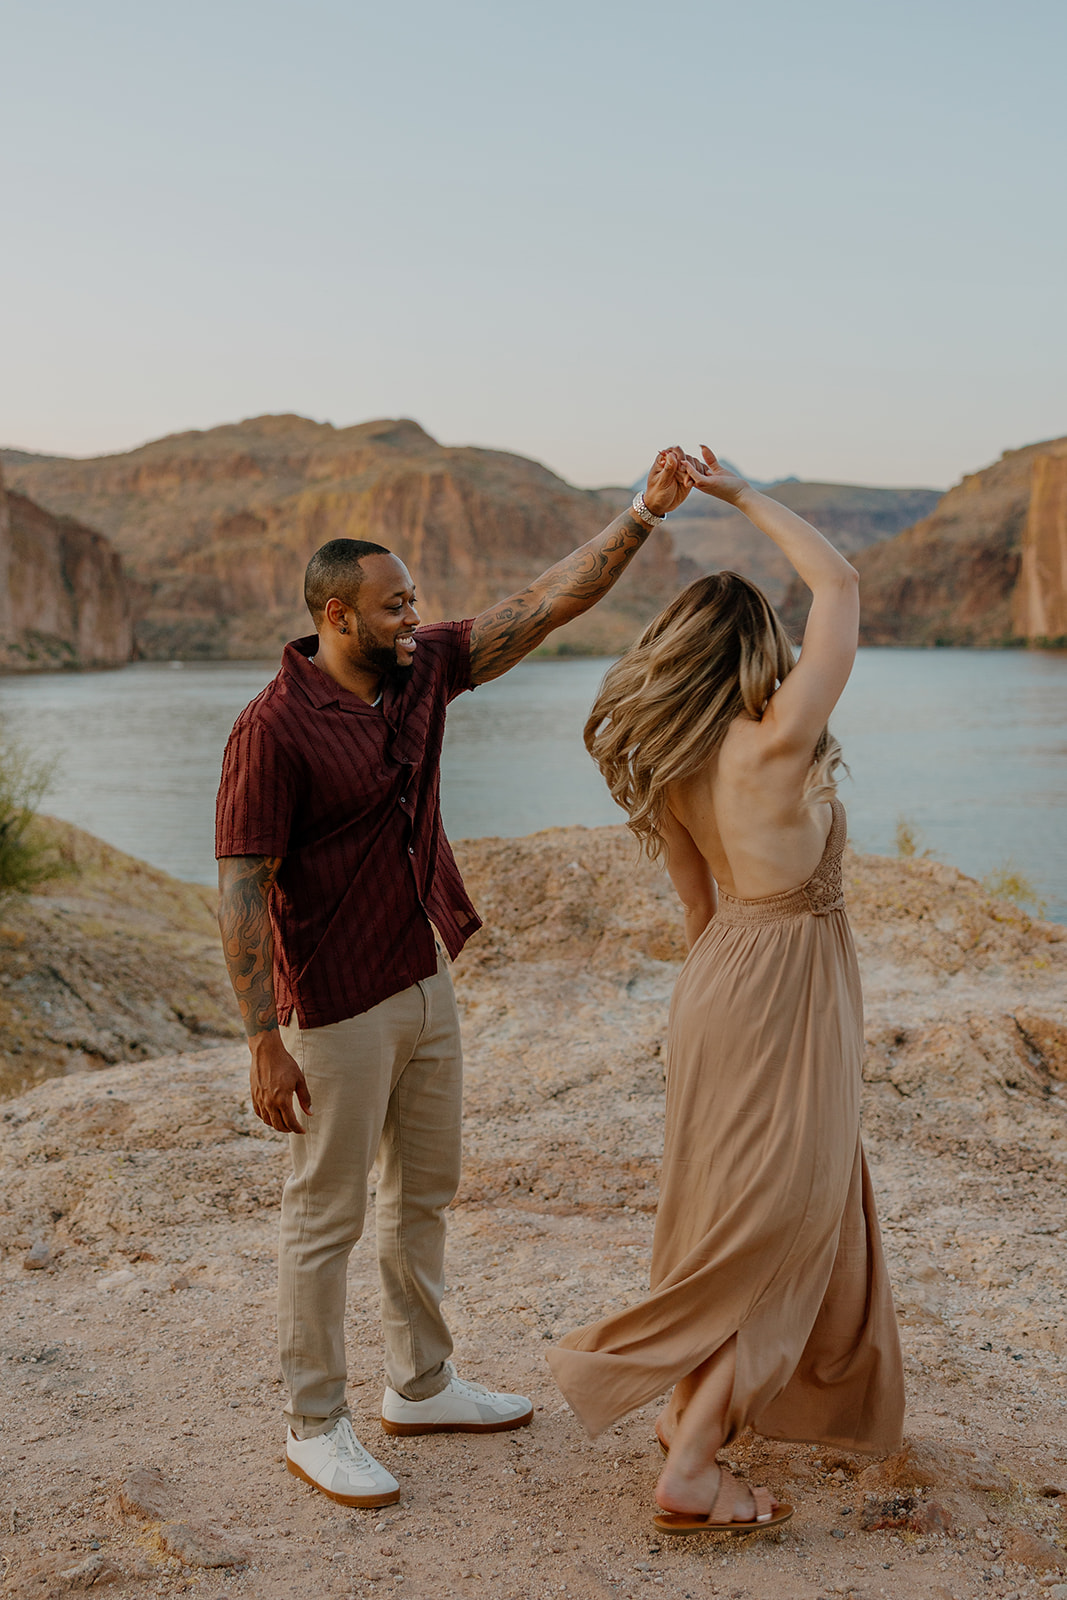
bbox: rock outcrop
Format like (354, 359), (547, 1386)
(2, 417), (688, 660)
(0, 464), (132, 671)
(0, 816), (239, 1100)
(839, 435), (1067, 647)
(0, 823), (1066, 1598)
(1012, 451), (1067, 643)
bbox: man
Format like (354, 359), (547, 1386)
(215, 449), (690, 1509)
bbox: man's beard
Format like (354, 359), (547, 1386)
(356, 612), (414, 682)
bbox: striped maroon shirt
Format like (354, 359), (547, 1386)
(215, 622), (482, 1029)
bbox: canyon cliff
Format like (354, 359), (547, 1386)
(2, 417), (690, 660)
(0, 464), (132, 672)
(840, 435), (1067, 647)
(1011, 451), (1067, 643)
(3, 417), (942, 663)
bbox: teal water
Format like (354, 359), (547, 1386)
(0, 649), (1064, 921)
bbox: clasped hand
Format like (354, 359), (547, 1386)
(643, 445), (751, 518)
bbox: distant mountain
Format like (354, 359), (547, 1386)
(818, 435), (1067, 647)
(1, 416), (688, 661)
(604, 477), (941, 608)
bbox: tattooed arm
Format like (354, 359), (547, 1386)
(217, 855), (311, 1135)
(469, 447), (691, 684)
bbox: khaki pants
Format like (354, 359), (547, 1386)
(278, 952), (463, 1438)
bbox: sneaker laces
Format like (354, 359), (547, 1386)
(447, 1375), (499, 1401)
(330, 1417), (376, 1468)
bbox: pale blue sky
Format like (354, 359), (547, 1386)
(2, 0), (1064, 488)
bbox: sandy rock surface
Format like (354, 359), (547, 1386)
(0, 818), (240, 1101)
(1, 825), (1066, 1599)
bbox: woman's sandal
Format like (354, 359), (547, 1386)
(653, 1466), (794, 1537)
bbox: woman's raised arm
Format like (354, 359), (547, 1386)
(683, 448), (859, 762)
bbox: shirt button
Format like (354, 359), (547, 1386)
(408, 846), (415, 855)
(400, 795), (407, 804)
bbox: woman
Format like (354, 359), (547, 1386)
(546, 448), (904, 1535)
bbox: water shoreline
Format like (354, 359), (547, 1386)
(0, 649), (1064, 920)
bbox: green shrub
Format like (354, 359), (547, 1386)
(0, 727), (60, 900)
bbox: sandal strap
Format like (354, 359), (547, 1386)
(751, 1485), (773, 1522)
(708, 1467), (738, 1525)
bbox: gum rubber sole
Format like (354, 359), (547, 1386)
(286, 1455), (400, 1508)
(653, 1504), (794, 1537)
(381, 1406), (534, 1437)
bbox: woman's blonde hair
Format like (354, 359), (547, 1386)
(584, 571), (845, 861)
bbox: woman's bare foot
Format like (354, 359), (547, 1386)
(655, 1457), (763, 1521)
(656, 1455), (758, 1518)
(655, 1462), (788, 1537)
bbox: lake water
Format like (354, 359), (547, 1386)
(0, 649), (1064, 922)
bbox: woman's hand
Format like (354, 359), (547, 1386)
(643, 446), (693, 517)
(682, 446), (750, 505)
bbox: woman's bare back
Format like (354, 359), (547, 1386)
(667, 716), (835, 901)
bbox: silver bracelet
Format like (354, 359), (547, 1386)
(631, 492), (665, 528)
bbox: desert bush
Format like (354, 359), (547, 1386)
(0, 725), (60, 900)
(894, 816), (935, 859)
(980, 861), (1047, 916)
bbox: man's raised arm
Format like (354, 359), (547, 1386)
(468, 447), (690, 684)
(218, 854), (311, 1134)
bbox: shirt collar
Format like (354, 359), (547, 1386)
(281, 636), (382, 713)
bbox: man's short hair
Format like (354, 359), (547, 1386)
(304, 539), (392, 620)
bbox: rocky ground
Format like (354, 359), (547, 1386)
(0, 818), (239, 1101)
(1, 825), (1066, 1600)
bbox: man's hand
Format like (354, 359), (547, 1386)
(249, 1030), (312, 1134)
(681, 445), (751, 505)
(643, 446), (692, 516)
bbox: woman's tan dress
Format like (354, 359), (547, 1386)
(547, 799), (905, 1452)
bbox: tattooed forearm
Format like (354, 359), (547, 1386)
(217, 855), (284, 1037)
(469, 510), (652, 683)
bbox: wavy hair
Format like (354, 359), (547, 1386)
(584, 571), (845, 861)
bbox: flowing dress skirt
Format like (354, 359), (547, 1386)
(547, 801), (905, 1451)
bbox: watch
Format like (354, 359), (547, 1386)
(631, 492), (665, 528)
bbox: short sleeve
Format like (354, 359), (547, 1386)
(418, 618), (474, 704)
(215, 714), (300, 860)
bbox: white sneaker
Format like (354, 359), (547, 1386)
(286, 1417), (400, 1507)
(381, 1366), (533, 1436)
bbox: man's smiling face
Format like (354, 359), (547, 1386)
(349, 553), (420, 679)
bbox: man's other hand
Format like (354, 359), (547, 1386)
(249, 1031), (312, 1134)
(643, 446), (692, 517)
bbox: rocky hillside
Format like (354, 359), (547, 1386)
(1, 417), (689, 661)
(843, 435), (1067, 647)
(1, 823), (1066, 1598)
(0, 816), (239, 1100)
(1012, 451), (1067, 643)
(0, 464), (131, 672)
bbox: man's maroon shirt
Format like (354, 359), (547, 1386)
(215, 622), (482, 1030)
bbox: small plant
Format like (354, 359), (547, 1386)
(894, 816), (934, 860)
(981, 862), (1047, 917)
(0, 725), (59, 902)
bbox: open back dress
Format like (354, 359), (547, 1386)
(547, 798), (905, 1452)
